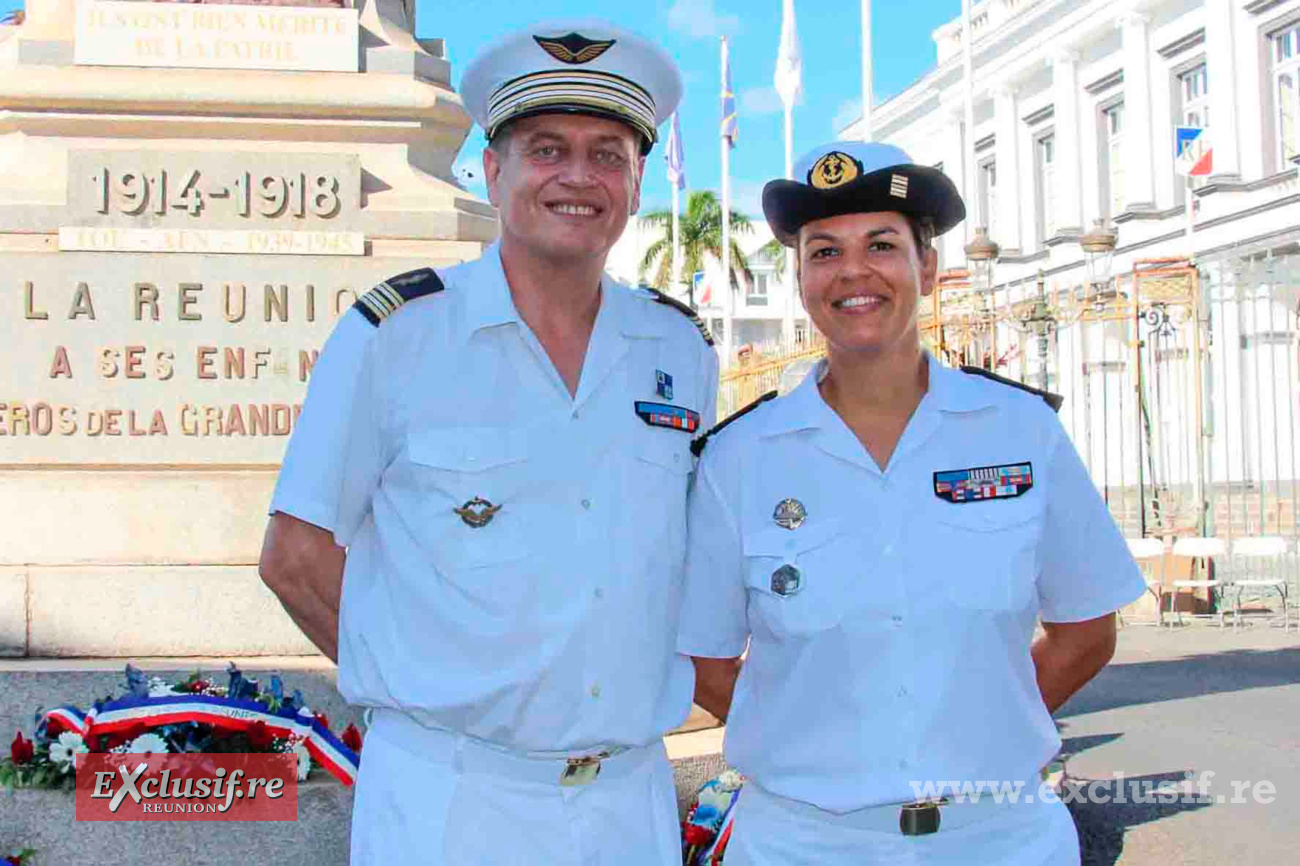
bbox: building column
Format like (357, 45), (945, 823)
(1205, 0), (1240, 182)
(941, 106), (968, 264)
(1120, 12), (1157, 210)
(993, 86), (1023, 253)
(1051, 49), (1083, 236)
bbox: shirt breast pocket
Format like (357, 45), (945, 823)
(743, 519), (853, 639)
(930, 496), (1043, 612)
(405, 427), (531, 586)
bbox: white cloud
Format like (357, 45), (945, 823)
(740, 86), (784, 116)
(831, 98), (863, 136)
(667, 0), (739, 39)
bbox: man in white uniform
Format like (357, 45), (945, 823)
(259, 21), (718, 865)
(679, 141), (1145, 864)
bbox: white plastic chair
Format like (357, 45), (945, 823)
(1124, 537), (1167, 627)
(1227, 537), (1290, 631)
(1170, 537), (1227, 629)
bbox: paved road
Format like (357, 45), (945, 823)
(1059, 624), (1300, 864)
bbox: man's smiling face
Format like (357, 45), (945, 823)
(483, 113), (645, 268)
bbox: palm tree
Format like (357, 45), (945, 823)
(638, 190), (754, 309)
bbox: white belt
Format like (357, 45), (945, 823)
(369, 708), (663, 787)
(745, 775), (1048, 837)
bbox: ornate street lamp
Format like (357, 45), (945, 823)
(1079, 218), (1118, 311)
(964, 225), (1001, 292)
(1016, 269), (1056, 392)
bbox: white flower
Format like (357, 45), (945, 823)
(148, 677), (179, 698)
(126, 733), (170, 755)
(292, 742), (311, 781)
(49, 732), (88, 769)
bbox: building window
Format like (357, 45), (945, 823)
(1273, 24), (1300, 166)
(747, 272), (770, 306)
(1179, 63), (1208, 128)
(1035, 133), (1056, 243)
(1103, 103), (1125, 217)
(978, 158), (997, 236)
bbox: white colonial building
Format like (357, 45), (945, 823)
(844, 0), (1300, 285)
(841, 0), (1300, 600)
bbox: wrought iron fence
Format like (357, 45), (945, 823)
(714, 244), (1300, 618)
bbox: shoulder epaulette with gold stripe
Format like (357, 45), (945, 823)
(961, 365), (1064, 412)
(645, 288), (714, 346)
(691, 390), (778, 457)
(353, 268), (445, 326)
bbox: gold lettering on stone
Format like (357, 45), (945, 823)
(31, 402), (54, 436)
(223, 347), (245, 379)
(179, 282), (203, 321)
(253, 348), (271, 379)
(134, 283), (160, 321)
(24, 282), (49, 320)
(124, 345), (147, 379)
(98, 348), (120, 378)
(306, 284), (316, 322)
(50, 346), (74, 379)
(59, 407), (77, 435)
(223, 283), (247, 323)
(150, 409), (168, 436)
(68, 282), (97, 320)
(155, 350), (175, 381)
(333, 288), (356, 316)
(298, 350), (318, 382)
(197, 346), (218, 380)
(264, 284), (288, 323)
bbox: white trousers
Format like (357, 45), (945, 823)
(349, 711), (682, 866)
(725, 782), (1081, 866)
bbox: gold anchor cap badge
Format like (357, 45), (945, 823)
(454, 497), (502, 528)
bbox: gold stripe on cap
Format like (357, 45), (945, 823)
(487, 68), (657, 142)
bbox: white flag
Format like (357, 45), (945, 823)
(774, 0), (802, 109)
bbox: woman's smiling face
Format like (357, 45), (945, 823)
(797, 211), (937, 358)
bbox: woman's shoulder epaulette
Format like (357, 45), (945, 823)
(960, 365), (1064, 412)
(353, 268), (445, 326)
(691, 390), (779, 457)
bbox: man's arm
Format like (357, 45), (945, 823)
(259, 512), (346, 663)
(1031, 613), (1117, 713)
(691, 655), (743, 723)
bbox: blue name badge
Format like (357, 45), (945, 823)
(634, 401), (700, 434)
(933, 462), (1033, 504)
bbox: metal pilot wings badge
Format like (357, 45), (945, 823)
(634, 401), (700, 434)
(933, 462), (1033, 504)
(532, 33), (616, 65)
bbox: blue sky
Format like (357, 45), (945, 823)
(0, 0), (961, 215)
(437, 0), (962, 216)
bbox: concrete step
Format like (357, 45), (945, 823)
(0, 657), (728, 865)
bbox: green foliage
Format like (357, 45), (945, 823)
(638, 190), (755, 307)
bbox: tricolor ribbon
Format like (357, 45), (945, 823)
(43, 695), (360, 786)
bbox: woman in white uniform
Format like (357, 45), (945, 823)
(678, 141), (1145, 865)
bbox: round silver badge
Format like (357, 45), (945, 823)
(773, 498), (807, 530)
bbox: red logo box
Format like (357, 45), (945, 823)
(76, 753), (297, 821)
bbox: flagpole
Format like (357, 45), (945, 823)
(775, 0), (802, 348)
(860, 0), (873, 142)
(721, 35), (733, 370)
(672, 182), (682, 296)
(783, 105), (796, 346)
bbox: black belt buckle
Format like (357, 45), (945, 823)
(899, 799), (944, 836)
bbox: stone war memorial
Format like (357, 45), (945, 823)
(0, 0), (497, 659)
(0, 5), (725, 859)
